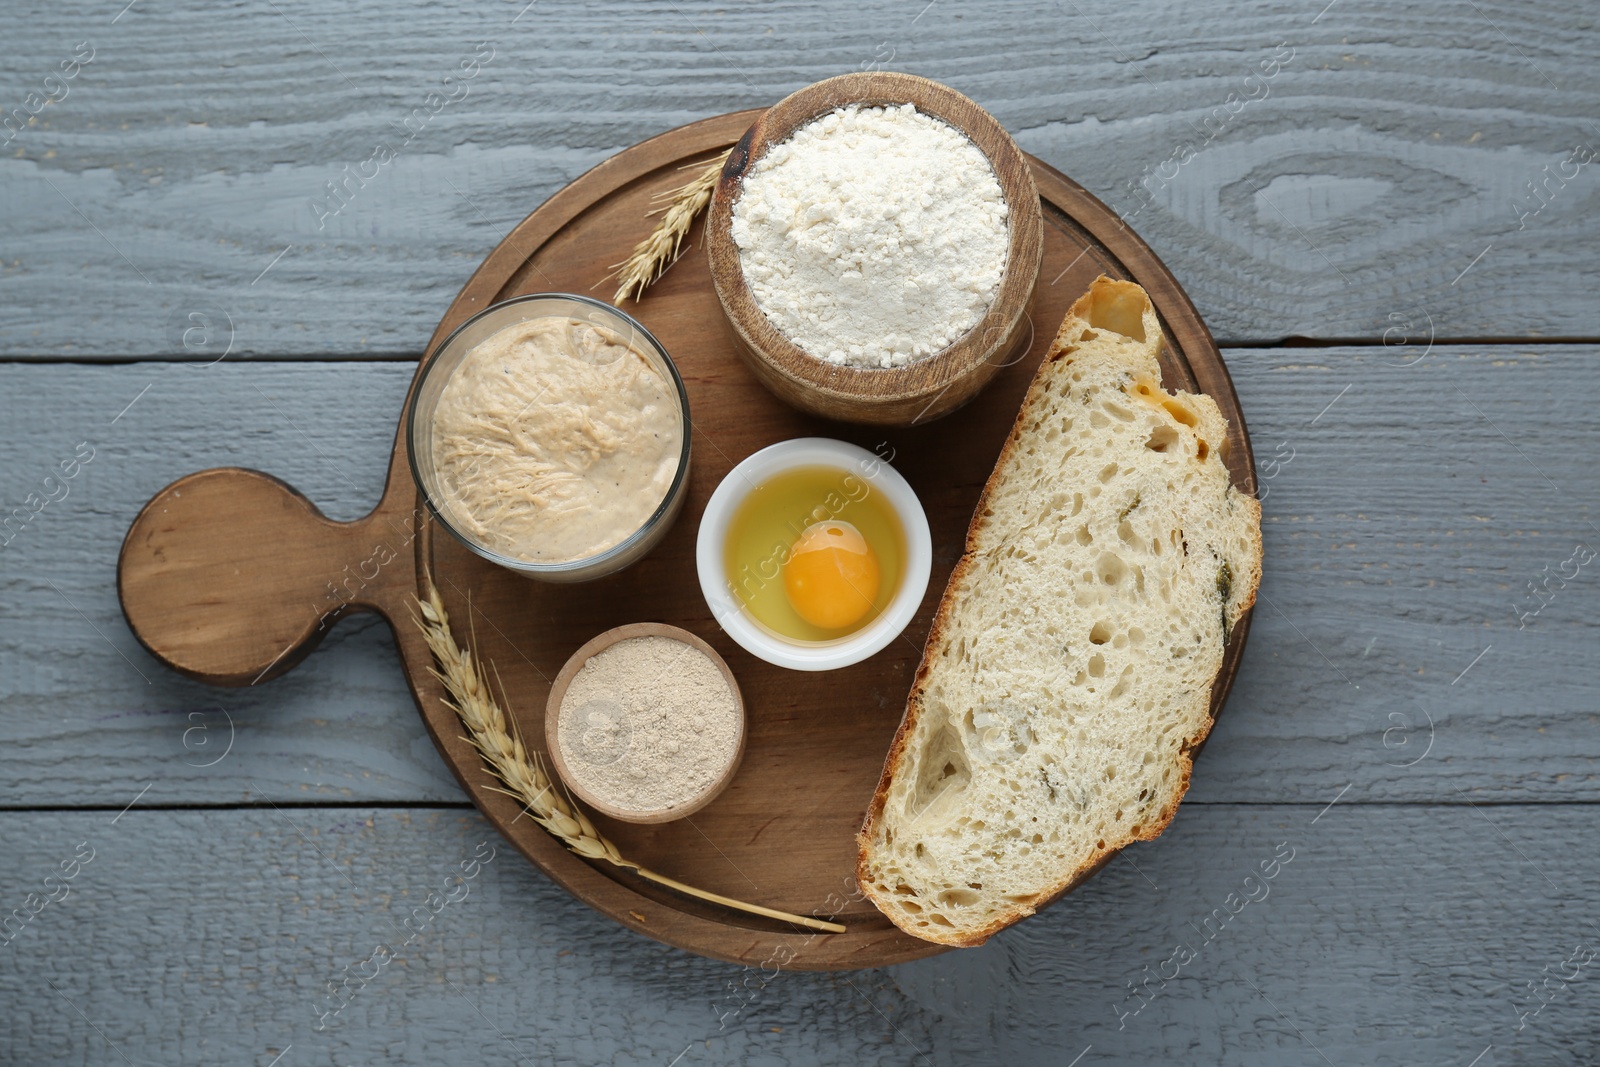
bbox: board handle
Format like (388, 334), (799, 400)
(118, 467), (419, 686)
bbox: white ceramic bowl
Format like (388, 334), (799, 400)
(696, 438), (932, 671)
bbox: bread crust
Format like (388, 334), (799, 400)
(855, 277), (1262, 947)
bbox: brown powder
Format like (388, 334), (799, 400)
(554, 636), (740, 816)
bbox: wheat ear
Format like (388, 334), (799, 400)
(414, 581), (845, 935)
(607, 148), (732, 304)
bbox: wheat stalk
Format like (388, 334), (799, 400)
(607, 148), (732, 304)
(413, 581), (845, 935)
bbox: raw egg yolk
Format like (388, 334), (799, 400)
(783, 521), (881, 631)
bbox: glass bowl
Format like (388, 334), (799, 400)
(407, 293), (692, 583)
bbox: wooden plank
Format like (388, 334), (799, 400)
(1, 348), (1595, 807)
(0, 360), (460, 803)
(1, 802), (1596, 1064)
(1, 0), (1596, 355)
(1214, 344), (1600, 805)
(899, 799), (1600, 1065)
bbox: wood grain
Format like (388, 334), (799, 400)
(340, 110), (1250, 969)
(3, 803), (1599, 1066)
(0, 360), (461, 806)
(1, 0), (1595, 357)
(3, 0), (1595, 1053)
(2, 347), (1594, 809)
(118, 466), (415, 685)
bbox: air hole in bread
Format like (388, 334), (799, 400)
(1075, 525), (1093, 546)
(910, 722), (970, 818)
(1098, 462), (1118, 483)
(1084, 288), (1147, 342)
(1089, 621), (1111, 645)
(1087, 654), (1105, 678)
(1162, 399), (1198, 428)
(1196, 439), (1210, 461)
(1102, 400), (1135, 422)
(1095, 553), (1128, 586)
(1145, 424), (1179, 453)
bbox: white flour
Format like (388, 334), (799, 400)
(731, 102), (1010, 369)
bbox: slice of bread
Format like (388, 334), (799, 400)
(856, 277), (1262, 947)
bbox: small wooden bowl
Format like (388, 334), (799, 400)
(544, 622), (746, 824)
(706, 72), (1044, 426)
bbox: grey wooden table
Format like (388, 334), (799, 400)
(3, 1), (1597, 1064)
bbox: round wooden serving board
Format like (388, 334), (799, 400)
(118, 109), (1256, 970)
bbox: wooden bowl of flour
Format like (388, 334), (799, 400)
(544, 623), (746, 825)
(706, 72), (1043, 427)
